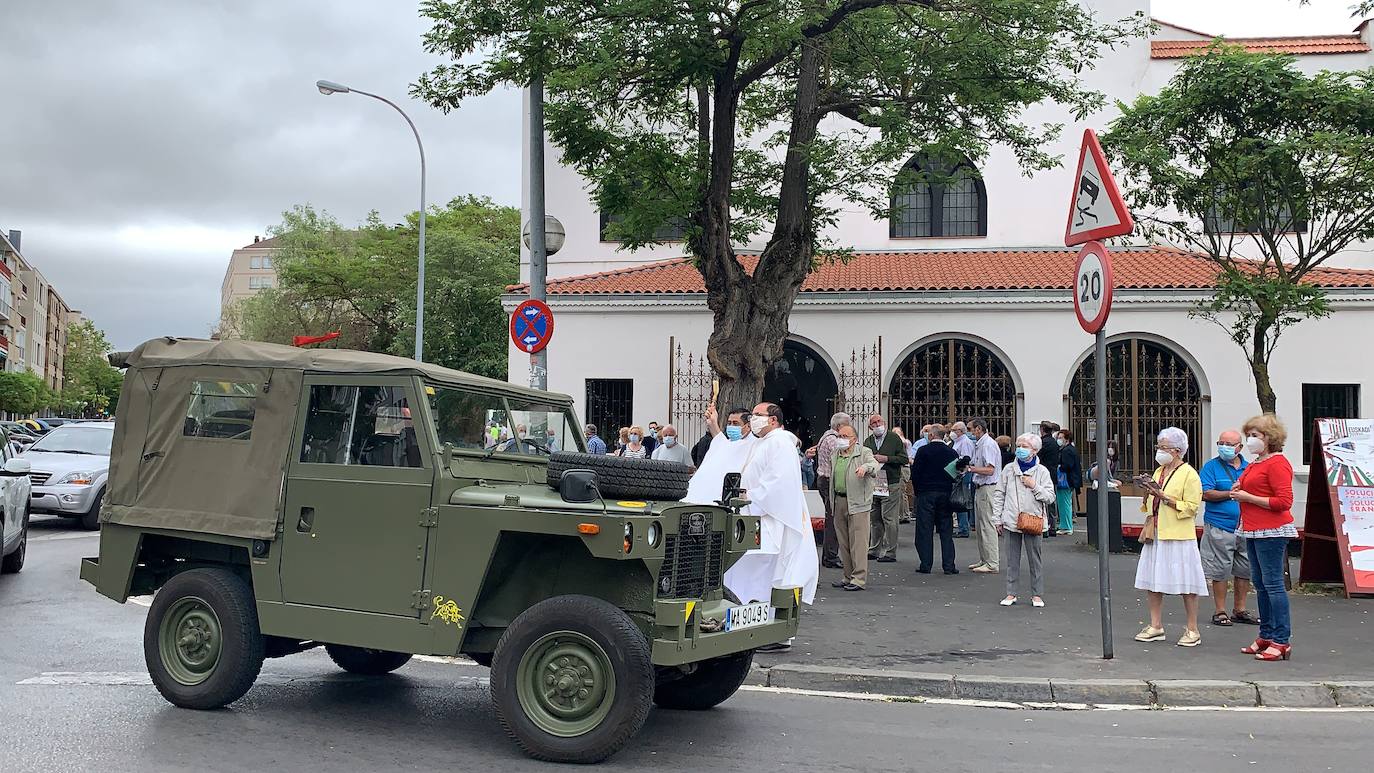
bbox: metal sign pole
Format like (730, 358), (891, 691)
(1096, 326), (1113, 659)
(528, 73), (548, 391)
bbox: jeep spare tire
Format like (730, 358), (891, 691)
(546, 452), (691, 501)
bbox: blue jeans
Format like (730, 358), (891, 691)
(1247, 536), (1291, 644)
(954, 475), (973, 535)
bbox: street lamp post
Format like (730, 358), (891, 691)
(316, 79), (427, 362)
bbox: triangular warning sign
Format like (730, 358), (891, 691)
(1065, 128), (1134, 247)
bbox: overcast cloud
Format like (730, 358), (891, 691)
(0, 1), (1365, 349)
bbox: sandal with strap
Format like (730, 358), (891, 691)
(1211, 611), (1233, 627)
(1241, 638), (1272, 655)
(1255, 643), (1291, 661)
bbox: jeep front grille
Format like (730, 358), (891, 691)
(658, 516), (724, 599)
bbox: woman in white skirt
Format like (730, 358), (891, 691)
(1134, 427), (1208, 647)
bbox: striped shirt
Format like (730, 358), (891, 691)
(815, 430), (841, 478)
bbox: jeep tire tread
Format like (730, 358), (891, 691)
(324, 644), (413, 675)
(1, 509), (26, 574)
(490, 595), (654, 764)
(652, 650), (754, 710)
(546, 452), (691, 501)
(144, 568), (265, 710)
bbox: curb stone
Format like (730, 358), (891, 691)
(954, 676), (1053, 703)
(1122, 679), (1257, 707)
(1049, 678), (1152, 706)
(766, 664), (954, 698)
(1255, 681), (1337, 708)
(1329, 681), (1374, 707)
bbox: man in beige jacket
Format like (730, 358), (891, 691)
(830, 424), (882, 591)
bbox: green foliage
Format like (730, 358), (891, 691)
(230, 196), (519, 380)
(0, 370), (51, 416)
(58, 319), (123, 417)
(1103, 46), (1374, 411)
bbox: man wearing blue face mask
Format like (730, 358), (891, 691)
(1199, 429), (1258, 627)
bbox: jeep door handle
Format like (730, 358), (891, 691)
(296, 506), (315, 534)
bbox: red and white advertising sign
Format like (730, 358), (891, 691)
(1073, 241), (1114, 335)
(1065, 128), (1134, 247)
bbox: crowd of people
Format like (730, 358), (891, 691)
(579, 406), (1298, 659)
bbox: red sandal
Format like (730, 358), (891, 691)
(1254, 643), (1291, 661)
(1241, 638), (1272, 655)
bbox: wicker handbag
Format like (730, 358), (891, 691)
(1012, 469), (1045, 535)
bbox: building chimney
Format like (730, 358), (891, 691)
(254, 235), (260, 243)
(7, 230), (19, 253)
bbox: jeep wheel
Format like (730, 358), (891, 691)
(652, 651), (754, 710)
(144, 568), (264, 709)
(79, 488), (104, 531)
(0, 509), (26, 574)
(324, 644), (412, 675)
(490, 595), (653, 764)
(546, 452), (691, 501)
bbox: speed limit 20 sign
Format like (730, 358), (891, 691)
(1073, 240), (1113, 334)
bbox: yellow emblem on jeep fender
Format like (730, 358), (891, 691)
(431, 596), (465, 627)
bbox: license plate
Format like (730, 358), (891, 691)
(724, 601), (774, 632)
(687, 513), (707, 536)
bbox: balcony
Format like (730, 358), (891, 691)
(0, 298), (10, 322)
(0, 261), (11, 280)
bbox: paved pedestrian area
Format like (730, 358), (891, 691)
(761, 521), (1374, 681)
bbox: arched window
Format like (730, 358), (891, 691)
(890, 155), (988, 238)
(1067, 338), (1204, 487)
(1202, 151), (1307, 235)
(889, 338), (1017, 438)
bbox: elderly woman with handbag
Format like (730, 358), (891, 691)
(992, 433), (1057, 608)
(1133, 427), (1208, 647)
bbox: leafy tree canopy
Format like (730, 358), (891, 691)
(58, 319), (123, 416)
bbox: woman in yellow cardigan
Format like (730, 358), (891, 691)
(1133, 427), (1208, 647)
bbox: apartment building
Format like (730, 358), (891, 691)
(0, 229), (75, 386)
(217, 235), (281, 337)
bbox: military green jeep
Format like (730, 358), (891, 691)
(80, 338), (799, 763)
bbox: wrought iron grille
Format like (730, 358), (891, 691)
(585, 378), (633, 438)
(1067, 339), (1203, 487)
(830, 342), (883, 424)
(889, 339), (1017, 439)
(657, 516), (723, 599)
(668, 340), (715, 446)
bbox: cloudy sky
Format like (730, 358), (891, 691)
(1, 1), (1367, 350)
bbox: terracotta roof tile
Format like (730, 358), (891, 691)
(1151, 35), (1369, 59)
(508, 248), (1374, 296)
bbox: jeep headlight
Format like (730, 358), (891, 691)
(734, 518), (746, 544)
(647, 521), (662, 549)
(54, 471), (97, 486)
(623, 522), (633, 554)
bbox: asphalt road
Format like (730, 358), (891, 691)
(2, 518), (1370, 772)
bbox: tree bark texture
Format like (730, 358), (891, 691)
(1250, 319), (1278, 415)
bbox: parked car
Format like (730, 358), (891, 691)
(0, 426), (34, 574)
(37, 417), (78, 428)
(22, 421), (113, 530)
(0, 422), (39, 451)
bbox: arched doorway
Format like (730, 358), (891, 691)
(763, 339), (838, 449)
(1067, 337), (1204, 485)
(889, 338), (1018, 439)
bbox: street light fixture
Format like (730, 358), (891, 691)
(315, 78), (427, 362)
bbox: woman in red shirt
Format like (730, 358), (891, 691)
(1230, 414), (1296, 661)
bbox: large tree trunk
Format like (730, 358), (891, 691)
(698, 37), (824, 416)
(1250, 318), (1278, 415)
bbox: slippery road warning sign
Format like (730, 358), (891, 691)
(1064, 128), (1134, 247)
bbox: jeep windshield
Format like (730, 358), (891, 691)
(427, 386), (582, 456)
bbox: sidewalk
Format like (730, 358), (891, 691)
(752, 521), (1374, 704)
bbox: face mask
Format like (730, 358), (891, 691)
(1155, 450), (1174, 466)
(663, 436), (677, 447)
(750, 415), (771, 435)
(872, 425), (886, 437)
(1107, 448), (1116, 458)
(837, 438), (852, 451)
(1056, 436), (1066, 446)
(1015, 447), (1033, 462)
(648, 429), (658, 438)
(725, 425), (744, 441)
(1245, 436), (1265, 454)
(1217, 445), (1237, 461)
(629, 433), (641, 443)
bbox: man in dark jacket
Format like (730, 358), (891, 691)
(912, 425), (960, 574)
(864, 413), (908, 562)
(1038, 422), (1061, 537)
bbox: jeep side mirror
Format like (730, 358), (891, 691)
(2, 458), (31, 476)
(558, 469), (600, 504)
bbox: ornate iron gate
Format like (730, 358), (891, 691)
(830, 341), (884, 424)
(668, 338), (716, 446)
(889, 338), (1018, 438)
(1067, 338), (1204, 485)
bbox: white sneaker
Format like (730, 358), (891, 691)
(999, 596), (1017, 606)
(968, 561), (986, 570)
(1031, 597), (1045, 608)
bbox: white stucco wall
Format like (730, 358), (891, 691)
(520, 0), (1374, 281)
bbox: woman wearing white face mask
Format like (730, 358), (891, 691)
(1231, 414), (1296, 662)
(1133, 427), (1207, 648)
(618, 425), (648, 459)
